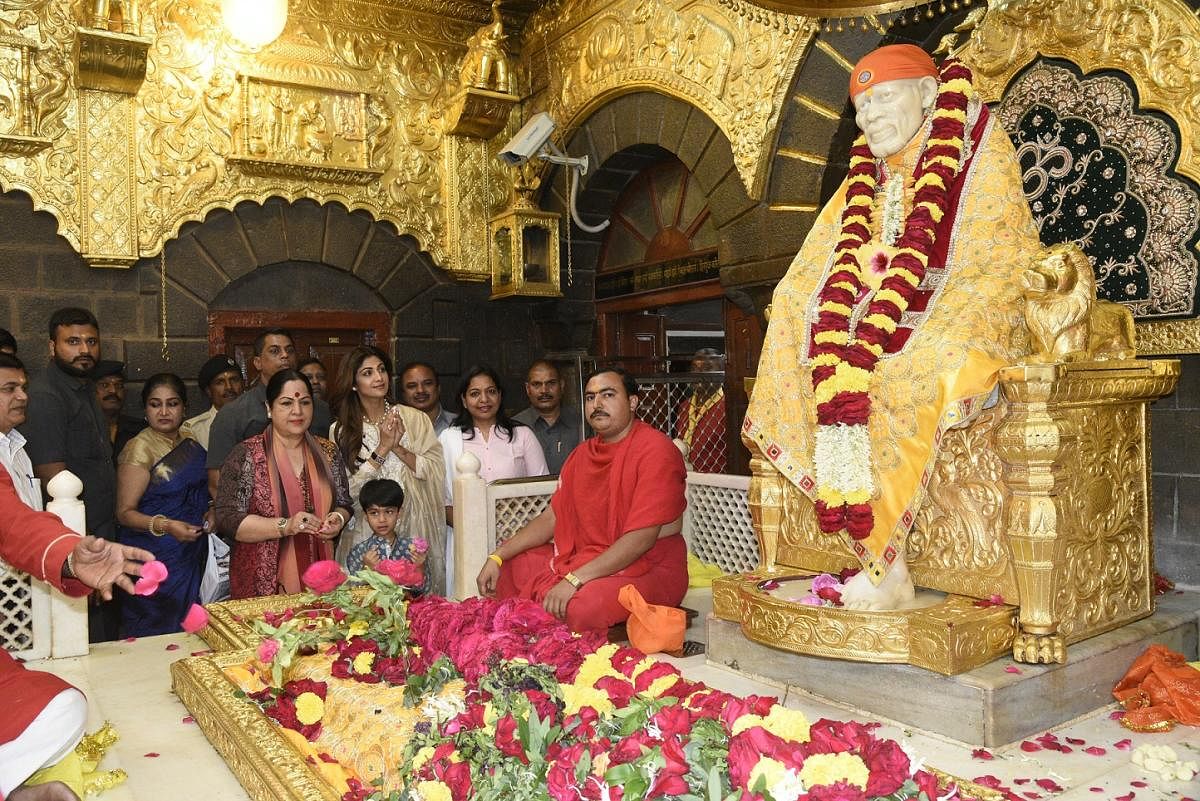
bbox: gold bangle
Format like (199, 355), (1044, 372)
(488, 553), (503, 567)
(149, 514), (167, 537)
(331, 511), (346, 529)
(563, 571), (583, 589)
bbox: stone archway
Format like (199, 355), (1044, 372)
(157, 197), (545, 405)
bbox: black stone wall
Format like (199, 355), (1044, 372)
(1151, 354), (1200, 586)
(0, 191), (545, 417)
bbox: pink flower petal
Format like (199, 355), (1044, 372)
(1013, 779), (1030, 785)
(1108, 710), (1126, 720)
(1115, 793), (1134, 801)
(132, 577), (160, 596)
(1130, 782), (1147, 789)
(1022, 793), (1041, 800)
(182, 716), (195, 724)
(1084, 746), (1106, 756)
(123, 636), (137, 643)
(1089, 789), (1102, 794)
(165, 643), (180, 651)
(190, 649), (212, 657)
(1020, 741), (1043, 753)
(144, 752), (160, 758)
(1113, 738), (1132, 751)
(1065, 737), (1085, 745)
(1005, 665), (1024, 674)
(972, 748), (994, 760)
(181, 604), (209, 633)
(972, 776), (1003, 789)
(1035, 779), (1063, 792)
(141, 560), (169, 582)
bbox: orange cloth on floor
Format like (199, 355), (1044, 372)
(1112, 644), (1200, 731)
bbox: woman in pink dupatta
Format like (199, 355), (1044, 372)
(215, 369), (353, 598)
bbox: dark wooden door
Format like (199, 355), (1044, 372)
(209, 311), (391, 390)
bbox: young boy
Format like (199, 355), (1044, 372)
(346, 479), (414, 573)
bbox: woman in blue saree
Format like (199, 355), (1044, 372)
(115, 373), (210, 636)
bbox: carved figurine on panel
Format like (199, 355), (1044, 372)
(89, 0), (140, 35)
(1022, 242), (1138, 362)
(459, 0), (511, 95)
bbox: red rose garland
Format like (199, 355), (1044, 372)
(810, 58), (973, 541)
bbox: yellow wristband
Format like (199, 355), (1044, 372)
(488, 553), (503, 567)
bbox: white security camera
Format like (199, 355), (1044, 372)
(498, 112), (556, 166)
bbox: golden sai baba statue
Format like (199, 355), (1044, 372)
(721, 45), (1179, 675)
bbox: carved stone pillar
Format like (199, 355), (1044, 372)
(74, 26), (150, 268)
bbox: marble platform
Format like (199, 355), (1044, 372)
(707, 590), (1200, 747)
(17, 598), (1200, 801)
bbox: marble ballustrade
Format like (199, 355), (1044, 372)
(715, 357), (1181, 676)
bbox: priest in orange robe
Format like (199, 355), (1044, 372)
(476, 368), (688, 632)
(0, 469), (152, 801)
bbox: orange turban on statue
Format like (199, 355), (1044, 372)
(849, 44), (938, 99)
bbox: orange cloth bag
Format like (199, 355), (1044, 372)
(1112, 644), (1200, 732)
(618, 583), (685, 655)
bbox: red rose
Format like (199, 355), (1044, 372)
(547, 758), (579, 801)
(595, 675), (635, 707)
(375, 558), (423, 587)
(633, 662), (681, 693)
(862, 738), (910, 796)
(302, 560), (347, 594)
(438, 761), (473, 801)
(610, 733), (650, 766)
(524, 690), (560, 726)
(494, 714), (527, 763)
(914, 769), (941, 801)
(806, 781), (868, 801)
(651, 704), (691, 739)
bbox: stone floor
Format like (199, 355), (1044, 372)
(23, 626), (1200, 801)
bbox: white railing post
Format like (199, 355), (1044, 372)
(451, 452), (487, 602)
(45, 471), (89, 658)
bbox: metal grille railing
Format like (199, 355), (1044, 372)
(632, 375), (727, 473)
(489, 476), (558, 545)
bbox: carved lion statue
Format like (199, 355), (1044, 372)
(1021, 242), (1137, 362)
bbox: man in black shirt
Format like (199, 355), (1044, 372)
(92, 360), (145, 459)
(205, 328), (332, 497)
(20, 307), (120, 641)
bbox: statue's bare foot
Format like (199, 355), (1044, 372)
(840, 557), (916, 610)
(10, 782), (80, 801)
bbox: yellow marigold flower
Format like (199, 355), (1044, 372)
(411, 745), (436, 772)
(574, 644), (622, 688)
(873, 289), (905, 309)
(861, 341), (884, 358)
(814, 330), (849, 346)
(294, 692), (325, 726)
(815, 486), (845, 506)
(831, 280), (858, 293)
(811, 353), (840, 368)
(862, 313), (898, 334)
(841, 488), (871, 505)
(631, 657), (657, 678)
(731, 713), (765, 736)
(914, 173), (947, 193)
(347, 620), (369, 637)
(799, 752), (869, 790)
(561, 683), (615, 716)
(645, 674), (679, 698)
(916, 201), (945, 224)
(923, 155), (959, 172)
(819, 301), (852, 317)
(352, 651), (376, 675)
(761, 705), (811, 742)
(415, 780), (453, 801)
(750, 757), (806, 801)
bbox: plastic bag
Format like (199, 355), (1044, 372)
(199, 532), (231, 604)
(618, 583), (684, 655)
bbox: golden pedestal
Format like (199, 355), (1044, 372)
(720, 358), (1179, 674)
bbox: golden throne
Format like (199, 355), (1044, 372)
(714, 0), (1198, 675)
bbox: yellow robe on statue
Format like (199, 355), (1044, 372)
(743, 108), (1042, 584)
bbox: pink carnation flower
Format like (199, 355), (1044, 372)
(257, 638), (280, 663)
(134, 560), (169, 596)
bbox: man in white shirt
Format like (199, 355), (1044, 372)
(0, 353), (40, 511)
(183, 355), (244, 451)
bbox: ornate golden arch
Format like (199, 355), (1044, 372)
(957, 0), (1200, 354)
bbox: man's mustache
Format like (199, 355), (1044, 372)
(589, 411), (608, 419)
(537, 394), (554, 401)
(101, 394), (121, 402)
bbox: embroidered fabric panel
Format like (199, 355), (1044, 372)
(998, 60), (1200, 318)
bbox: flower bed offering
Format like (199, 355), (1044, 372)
(215, 560), (980, 801)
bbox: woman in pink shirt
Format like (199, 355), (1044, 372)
(438, 365), (548, 595)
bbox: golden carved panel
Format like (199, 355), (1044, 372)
(525, 0), (817, 198)
(79, 88), (138, 266)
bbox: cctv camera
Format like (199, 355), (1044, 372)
(498, 112), (556, 166)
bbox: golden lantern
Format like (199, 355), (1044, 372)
(490, 167), (561, 299)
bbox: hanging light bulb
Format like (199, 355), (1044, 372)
(221, 0), (288, 49)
